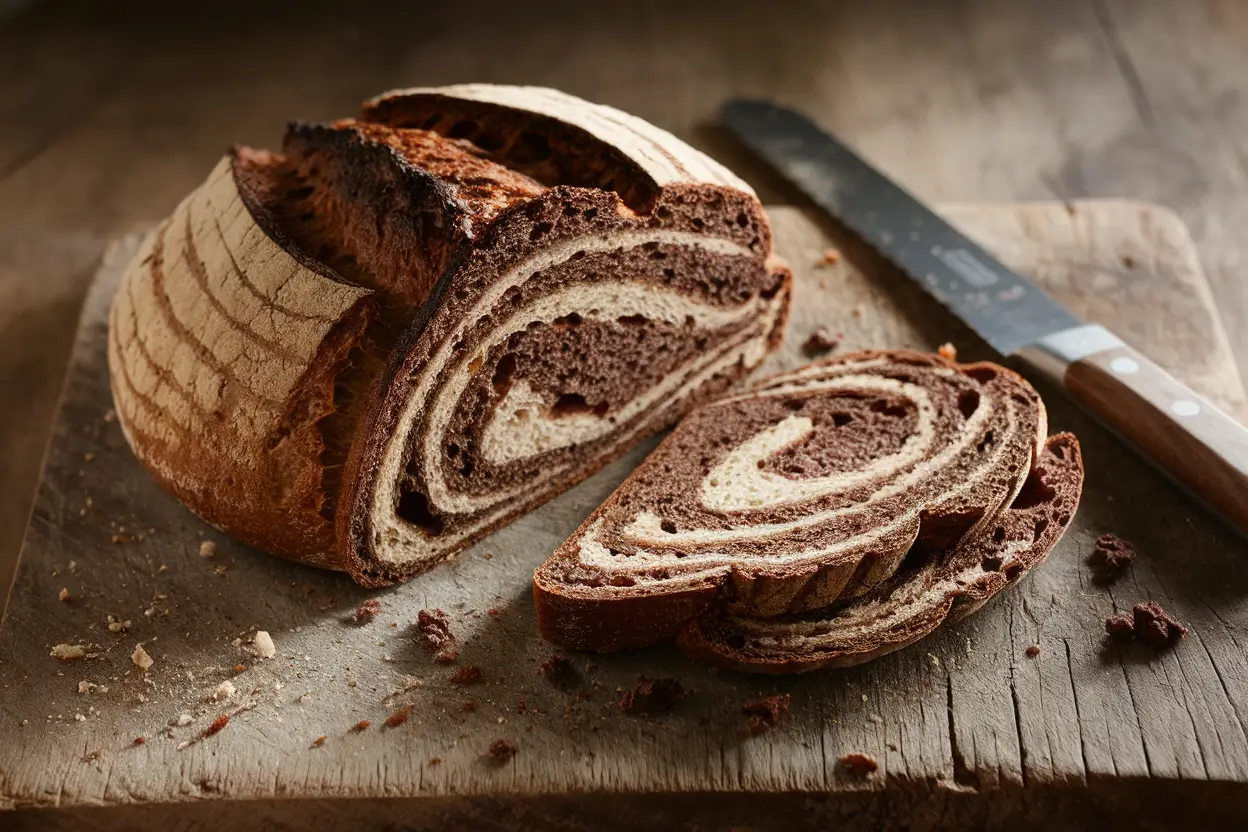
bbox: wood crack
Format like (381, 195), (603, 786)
(945, 672), (977, 789)
(1089, 0), (1156, 127)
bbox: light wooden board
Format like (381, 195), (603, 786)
(2, 202), (1248, 830)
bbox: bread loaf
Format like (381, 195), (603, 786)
(107, 85), (791, 585)
(534, 350), (1080, 657)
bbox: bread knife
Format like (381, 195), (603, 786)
(722, 98), (1248, 537)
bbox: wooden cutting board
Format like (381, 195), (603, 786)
(3, 201), (1248, 831)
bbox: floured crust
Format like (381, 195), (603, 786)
(533, 350), (1054, 653)
(678, 434), (1084, 673)
(107, 85), (790, 585)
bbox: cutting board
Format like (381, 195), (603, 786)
(3, 201), (1248, 831)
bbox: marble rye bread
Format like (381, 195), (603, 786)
(106, 84), (792, 586)
(533, 350), (1082, 660)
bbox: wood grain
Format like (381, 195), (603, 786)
(3, 202), (1247, 830)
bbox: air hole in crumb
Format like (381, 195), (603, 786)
(662, 268), (676, 281)
(982, 555), (1003, 571)
(976, 430), (995, 453)
(992, 527), (1006, 543)
(447, 119), (478, 139)
(726, 633), (747, 650)
(618, 314), (646, 326)
(966, 366), (997, 384)
(552, 393), (608, 418)
(492, 354), (517, 394)
(516, 132), (551, 163)
(397, 488), (444, 537)
(553, 312), (583, 326)
(1051, 444), (1066, 460)
(736, 211), (749, 227)
(583, 208), (598, 220)
(785, 399), (806, 411)
(692, 217), (705, 229)
(660, 520), (677, 534)
(656, 206), (672, 220)
(1011, 467), (1056, 510)
(833, 412), (852, 427)
(957, 389), (980, 420)
(447, 443), (460, 458)
(870, 400), (908, 419)
(1032, 517), (1049, 542)
(530, 222), (553, 242)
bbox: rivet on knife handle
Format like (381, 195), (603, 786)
(1017, 325), (1248, 534)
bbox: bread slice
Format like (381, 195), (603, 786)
(679, 433), (1082, 673)
(533, 350), (1067, 653)
(107, 85), (791, 585)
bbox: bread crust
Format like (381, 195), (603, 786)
(107, 85), (790, 584)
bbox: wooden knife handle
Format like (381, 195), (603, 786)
(1016, 324), (1248, 536)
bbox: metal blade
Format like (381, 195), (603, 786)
(722, 99), (1082, 356)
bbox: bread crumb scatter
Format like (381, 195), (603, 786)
(131, 644), (154, 671)
(385, 704), (413, 728)
(741, 694), (791, 735)
(51, 644), (86, 661)
(107, 615), (131, 633)
(213, 680), (236, 701)
(312, 735), (327, 748)
(487, 739), (516, 763)
(540, 654), (579, 689)
(251, 630), (276, 659)
(841, 753), (878, 776)
(1025, 645), (1041, 658)
(937, 342), (957, 361)
(450, 665), (483, 685)
(351, 720), (371, 732)
(58, 588), (71, 603)
(816, 248), (841, 267)
(199, 540), (216, 558)
(619, 677), (684, 715)
(417, 609), (459, 663)
(353, 599), (382, 623)
(801, 327), (840, 357)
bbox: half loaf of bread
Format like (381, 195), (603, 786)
(106, 84), (791, 585)
(533, 350), (1083, 662)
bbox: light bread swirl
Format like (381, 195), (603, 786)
(107, 85), (791, 585)
(534, 351), (1073, 655)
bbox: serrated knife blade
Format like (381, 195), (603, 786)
(722, 98), (1248, 538)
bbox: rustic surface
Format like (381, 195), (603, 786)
(3, 202), (1247, 830)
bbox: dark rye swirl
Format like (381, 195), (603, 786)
(534, 350), (1068, 653)
(680, 434), (1083, 673)
(106, 84), (791, 585)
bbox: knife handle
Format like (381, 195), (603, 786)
(1016, 324), (1248, 536)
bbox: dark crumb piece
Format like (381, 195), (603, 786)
(417, 609), (459, 663)
(516, 697), (529, 714)
(450, 665), (483, 685)
(816, 247), (841, 267)
(1105, 612), (1135, 639)
(742, 694), (790, 735)
(841, 753), (878, 776)
(937, 342), (957, 361)
(354, 599), (382, 623)
(461, 700), (476, 712)
(1090, 533), (1137, 581)
(351, 720), (371, 732)
(1121, 254), (1135, 269)
(487, 608), (501, 617)
(233, 664), (246, 673)
(385, 704), (413, 728)
(619, 676), (685, 715)
(133, 736), (145, 746)
(204, 714), (229, 738)
(429, 756), (442, 765)
(540, 654), (579, 689)
(1025, 645), (1041, 658)
(1133, 601), (1187, 648)
(312, 735), (327, 748)
(487, 739), (517, 763)
(802, 327), (841, 357)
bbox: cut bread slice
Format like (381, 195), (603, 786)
(107, 85), (790, 585)
(679, 433), (1083, 673)
(533, 350), (1065, 653)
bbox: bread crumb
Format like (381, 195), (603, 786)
(619, 677), (684, 715)
(204, 714), (229, 737)
(741, 694), (790, 735)
(428, 756), (442, 765)
(461, 700), (476, 712)
(1025, 645), (1041, 658)
(351, 719), (371, 732)
(131, 644), (154, 672)
(1090, 533), (1137, 583)
(103, 409), (116, 423)
(199, 540), (216, 558)
(540, 654), (579, 689)
(385, 704), (413, 728)
(353, 599), (382, 623)
(251, 630), (276, 659)
(802, 327), (841, 357)
(450, 665), (483, 685)
(213, 680), (236, 701)
(133, 736), (145, 746)
(417, 609), (459, 663)
(51, 644), (86, 661)
(937, 342), (957, 361)
(841, 753), (878, 776)
(312, 735), (327, 748)
(175, 713), (195, 727)
(487, 739), (516, 763)
(58, 588), (71, 603)
(107, 615), (131, 634)
(816, 248), (841, 267)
